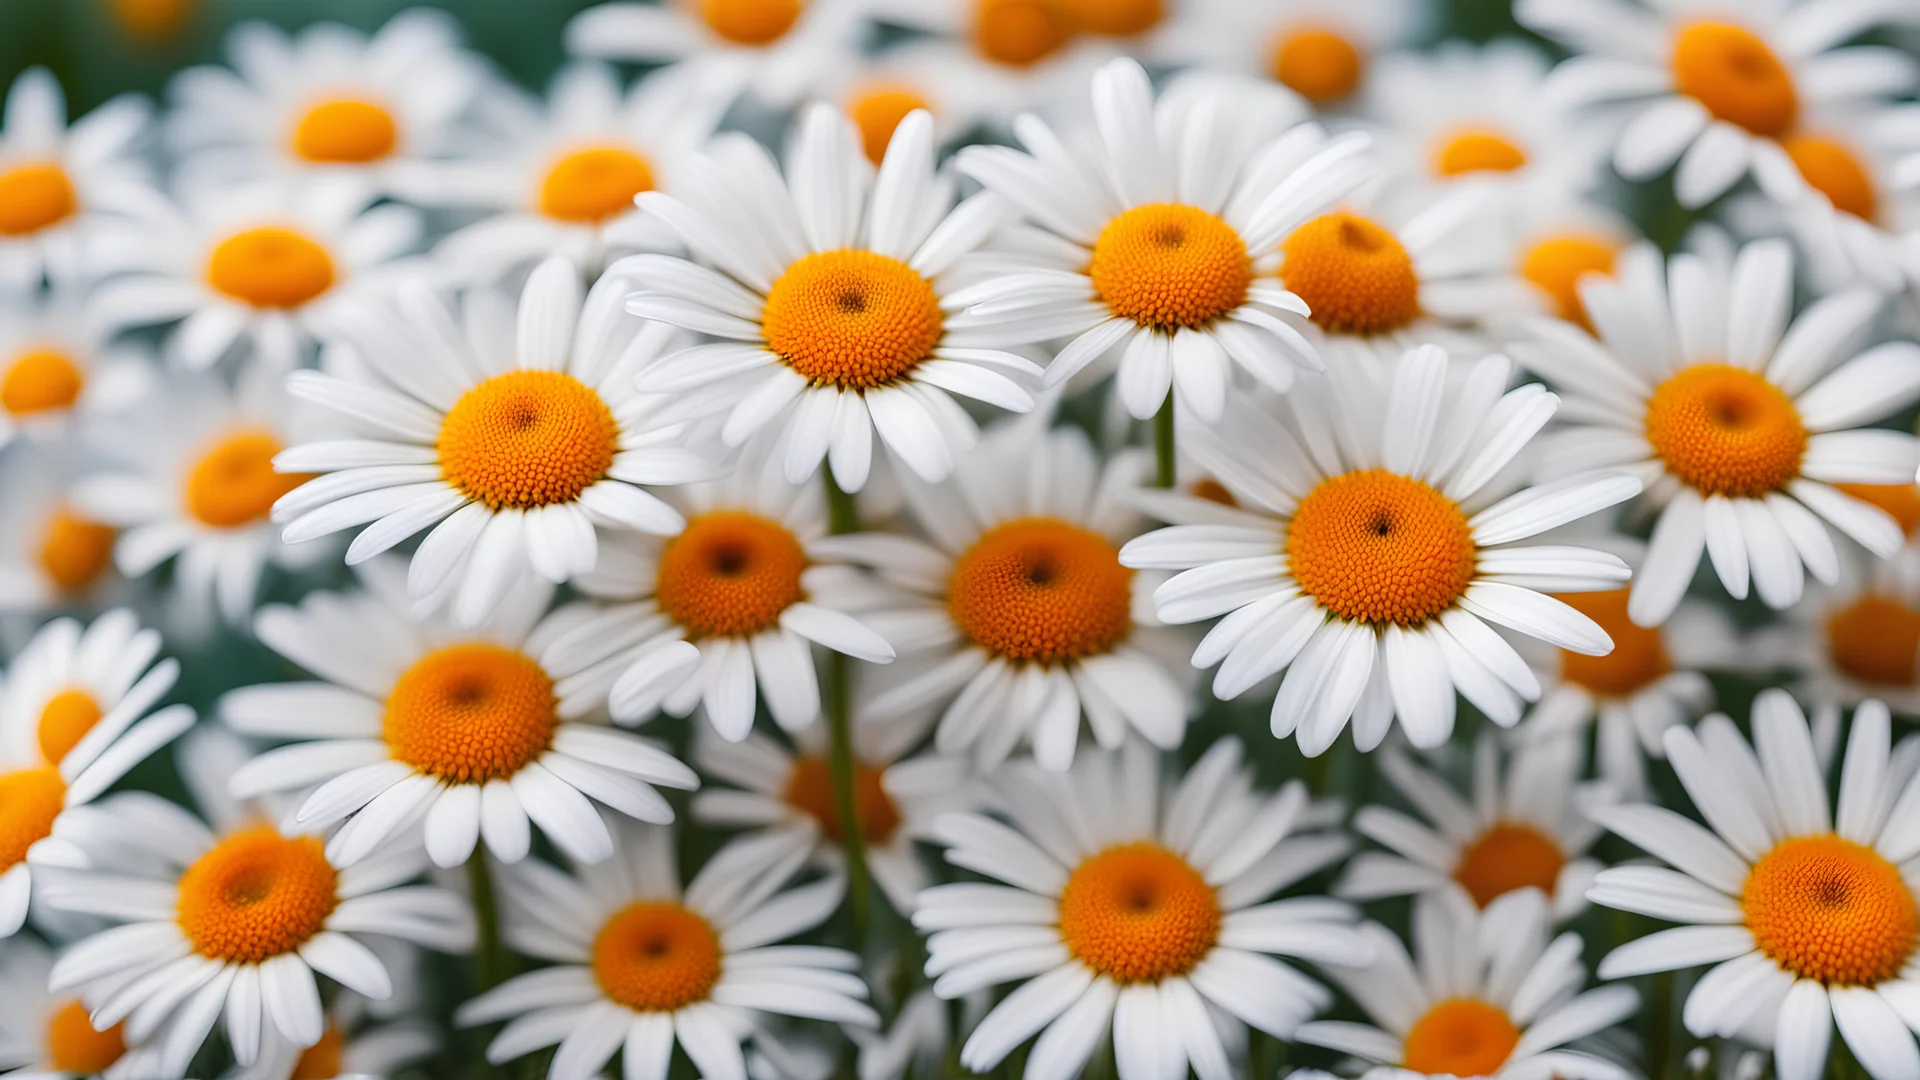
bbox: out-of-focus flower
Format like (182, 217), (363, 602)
(564, 0), (870, 109)
(0, 69), (153, 291)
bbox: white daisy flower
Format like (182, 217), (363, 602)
(1757, 103), (1920, 297)
(1519, 0), (1920, 208)
(916, 738), (1364, 1080)
(563, 0), (869, 109)
(1585, 691), (1920, 1080)
(615, 105), (1039, 491)
(1138, 0), (1434, 110)
(0, 68), (153, 291)
(951, 57), (1376, 421)
(88, 178), (421, 371)
(1515, 237), (1920, 626)
(1505, 194), (1639, 334)
(272, 257), (722, 628)
(1297, 886), (1639, 1080)
(0, 445), (128, 614)
(827, 419), (1195, 770)
(230, 990), (436, 1080)
(852, 990), (948, 1080)
(1335, 734), (1609, 921)
(456, 819), (877, 1080)
(0, 936), (163, 1080)
(407, 61), (738, 285)
(166, 10), (486, 196)
(1122, 344), (1641, 756)
(0, 288), (154, 452)
(224, 559), (700, 871)
(0, 609), (193, 940)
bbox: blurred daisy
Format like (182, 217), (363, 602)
(1143, 0), (1432, 110)
(1516, 238), (1920, 626)
(166, 11), (486, 195)
(456, 820), (877, 1080)
(617, 105), (1037, 490)
(1520, 0), (1920, 208)
(564, 0), (869, 108)
(917, 738), (1364, 1080)
(0, 446), (127, 614)
(1760, 104), (1920, 297)
(1586, 692), (1920, 1080)
(271, 259), (719, 627)
(89, 178), (421, 371)
(0, 289), (153, 452)
(0, 937), (161, 1080)
(1508, 195), (1638, 333)
(0, 68), (153, 290)
(231, 991), (436, 1080)
(852, 990), (948, 1080)
(1298, 887), (1639, 1080)
(1336, 735), (1609, 920)
(953, 57), (1373, 420)
(1123, 345), (1640, 756)
(0, 609), (193, 939)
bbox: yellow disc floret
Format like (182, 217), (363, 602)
(0, 163), (76, 237)
(761, 250), (945, 388)
(538, 146), (656, 223)
(206, 227), (337, 309)
(1057, 842), (1220, 983)
(1, 348), (83, 417)
(1824, 595), (1920, 689)
(1402, 999), (1521, 1078)
(176, 827), (339, 964)
(1269, 26), (1365, 105)
(947, 517), (1133, 663)
(1835, 484), (1920, 539)
(437, 370), (618, 509)
(1453, 823), (1565, 909)
(655, 511), (808, 638)
(1645, 364), (1805, 498)
(1279, 212), (1421, 335)
(697, 0), (802, 46)
(1056, 0), (1162, 37)
(1744, 835), (1917, 986)
(0, 767), (64, 871)
(848, 84), (932, 165)
(783, 755), (901, 844)
(1089, 203), (1252, 331)
(37, 506), (116, 594)
(185, 429), (309, 529)
(384, 644), (557, 784)
(45, 1000), (127, 1076)
(290, 1025), (346, 1080)
(1520, 233), (1618, 331)
(291, 99), (399, 165)
(1781, 134), (1877, 222)
(592, 901), (724, 1011)
(972, 0), (1069, 67)
(37, 689), (103, 765)
(1555, 589), (1669, 697)
(1433, 130), (1529, 177)
(1671, 22), (1797, 138)
(1287, 469), (1476, 626)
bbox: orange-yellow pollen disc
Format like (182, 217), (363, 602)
(205, 226), (337, 309)
(1645, 364), (1806, 498)
(110, 0), (193, 43)
(1743, 835), (1917, 986)
(592, 901), (724, 1011)
(1189, 478), (1238, 507)
(1287, 469), (1476, 626)
(972, 0), (1069, 67)
(1824, 594), (1920, 689)
(290, 1024), (346, 1080)
(1269, 26), (1365, 105)
(1, 348), (84, 417)
(1782, 134), (1878, 222)
(45, 999), (127, 1076)
(1453, 822), (1565, 908)
(1089, 203), (1252, 331)
(0, 163), (77, 237)
(655, 511), (808, 638)
(1671, 22), (1797, 138)
(291, 99), (399, 165)
(1058, 842), (1220, 983)
(0, 766), (64, 871)
(384, 644), (557, 784)
(698, 0), (803, 46)
(1836, 484), (1920, 539)
(37, 689), (103, 765)
(538, 146), (656, 223)
(437, 370), (618, 509)
(783, 755), (901, 844)
(1402, 998), (1521, 1077)
(176, 827), (339, 963)
(761, 249), (944, 388)
(848, 84), (932, 165)
(1520, 233), (1618, 331)
(1280, 212), (1421, 335)
(947, 517), (1133, 663)
(1555, 589), (1669, 697)
(37, 506), (116, 594)
(1433, 129), (1529, 177)
(1056, 0), (1163, 36)
(184, 429), (309, 529)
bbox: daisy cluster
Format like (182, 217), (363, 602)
(3, 1), (1920, 1079)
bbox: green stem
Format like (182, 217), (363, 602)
(826, 462), (860, 535)
(1649, 968), (1674, 1080)
(1153, 391), (1176, 488)
(823, 464), (871, 942)
(468, 853), (509, 991)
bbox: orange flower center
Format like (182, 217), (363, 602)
(1555, 588), (1669, 697)
(1279, 212), (1421, 335)
(1057, 843), (1220, 983)
(655, 511), (808, 638)
(437, 370), (618, 510)
(1671, 21), (1797, 138)
(697, 0), (802, 46)
(1403, 999), (1521, 1078)
(37, 689), (103, 765)
(1268, 26), (1365, 105)
(1645, 364), (1805, 498)
(1453, 822), (1565, 909)
(176, 827), (339, 963)
(1824, 594), (1920, 689)
(538, 146), (656, 224)
(1, 347), (84, 417)
(45, 1000), (127, 1076)
(1287, 469), (1476, 626)
(782, 755), (901, 844)
(947, 517), (1133, 663)
(206, 226), (337, 309)
(1056, 0), (1162, 36)
(1836, 484), (1920, 539)
(384, 644), (557, 784)
(0, 767), (64, 871)
(290, 99), (399, 165)
(1781, 133), (1877, 222)
(848, 84), (932, 165)
(37, 506), (116, 594)
(1744, 835), (1918, 986)
(1433, 129), (1529, 177)
(1189, 478), (1237, 507)
(109, 0), (192, 43)
(1520, 233), (1618, 331)
(592, 901), (724, 1011)
(972, 0), (1069, 67)
(761, 249), (944, 388)
(0, 163), (77, 237)
(184, 429), (310, 529)
(1089, 203), (1252, 331)
(290, 1024), (346, 1080)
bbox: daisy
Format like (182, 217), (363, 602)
(852, 990), (948, 1080)
(1507, 194), (1639, 334)
(1519, 0), (1920, 208)
(0, 937), (162, 1080)
(87, 177), (421, 371)
(1297, 886), (1639, 1080)
(916, 738), (1364, 1080)
(0, 609), (193, 939)
(535, 440), (896, 740)
(456, 819), (877, 1080)
(0, 288), (154, 452)
(271, 257), (721, 628)
(1514, 237), (1920, 626)
(615, 104), (1039, 490)
(225, 559), (700, 870)
(165, 10), (486, 196)
(563, 0), (870, 108)
(1140, 0), (1434, 110)
(408, 61), (738, 284)
(1335, 734), (1609, 921)
(1758, 104), (1920, 297)
(1122, 344), (1641, 756)
(0, 445), (127, 614)
(232, 991), (436, 1080)
(0, 68), (153, 291)
(1585, 691), (1920, 1080)
(951, 57), (1375, 421)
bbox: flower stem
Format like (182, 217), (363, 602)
(823, 464), (872, 941)
(1153, 391), (1176, 488)
(468, 853), (510, 991)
